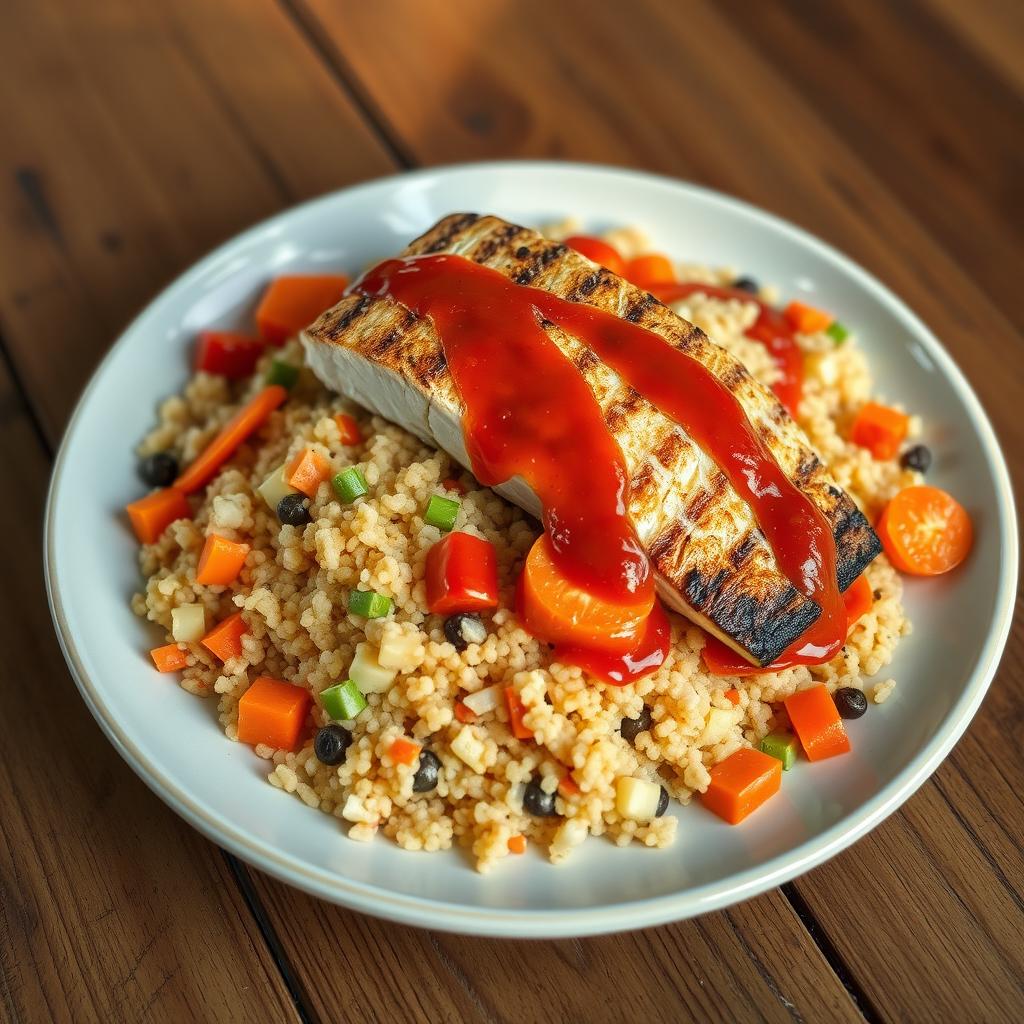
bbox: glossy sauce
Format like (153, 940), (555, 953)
(653, 283), (804, 417)
(360, 255), (843, 676)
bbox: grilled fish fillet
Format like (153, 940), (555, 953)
(301, 214), (881, 666)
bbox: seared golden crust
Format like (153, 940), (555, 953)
(303, 214), (881, 665)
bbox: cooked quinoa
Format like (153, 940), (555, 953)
(132, 227), (915, 871)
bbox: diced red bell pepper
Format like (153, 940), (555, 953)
(195, 331), (265, 379)
(425, 532), (499, 615)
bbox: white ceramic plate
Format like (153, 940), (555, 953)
(46, 162), (1017, 937)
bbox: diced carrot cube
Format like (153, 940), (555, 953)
(333, 413), (362, 446)
(623, 254), (676, 290)
(195, 535), (250, 586)
(286, 447), (332, 498)
(389, 737), (423, 766)
(237, 676), (311, 750)
(784, 685), (851, 761)
(783, 301), (833, 334)
(701, 747), (782, 824)
(507, 834), (527, 855)
(504, 687), (532, 740)
(200, 612), (248, 663)
(150, 643), (188, 673)
(558, 774), (581, 798)
(850, 402), (910, 461)
(724, 688), (741, 705)
(126, 488), (190, 545)
(256, 275), (350, 346)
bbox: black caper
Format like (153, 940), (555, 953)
(733, 276), (759, 294)
(313, 724), (352, 766)
(834, 687), (868, 720)
(620, 704), (653, 744)
(412, 749), (442, 792)
(523, 779), (558, 817)
(900, 444), (932, 473)
(277, 492), (311, 526)
(443, 612), (487, 652)
(656, 786), (670, 818)
(139, 452), (179, 487)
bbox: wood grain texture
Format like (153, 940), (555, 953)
(1, 0), (1022, 1020)
(0, 356), (300, 1023)
(294, 0), (1024, 1019)
(247, 876), (863, 1024)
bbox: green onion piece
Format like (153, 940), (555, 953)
(321, 680), (368, 720)
(266, 358), (300, 388)
(348, 589), (392, 618)
(760, 731), (799, 771)
(425, 494), (460, 531)
(332, 467), (368, 503)
(825, 321), (850, 345)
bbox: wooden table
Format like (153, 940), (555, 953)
(2, 2), (1021, 1020)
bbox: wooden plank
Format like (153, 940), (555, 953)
(925, 0), (1024, 95)
(0, 0), (393, 444)
(0, 353), (301, 1022)
(248, 876), (864, 1024)
(290, 1), (1024, 1019)
(0, 2), (867, 1022)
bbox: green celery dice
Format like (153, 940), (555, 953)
(265, 358), (300, 388)
(825, 321), (850, 345)
(348, 590), (392, 618)
(321, 680), (368, 720)
(332, 467), (368, 503)
(760, 731), (799, 770)
(425, 494), (459, 531)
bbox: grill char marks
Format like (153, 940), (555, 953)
(302, 213), (882, 666)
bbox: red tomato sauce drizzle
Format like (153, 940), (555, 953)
(359, 255), (843, 681)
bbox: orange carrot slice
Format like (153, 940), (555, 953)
(150, 643), (188, 673)
(877, 486), (973, 576)
(623, 253), (676, 290)
(195, 535), (250, 586)
(256, 275), (350, 345)
(783, 301), (833, 334)
(200, 612), (248, 663)
(724, 688), (741, 706)
(784, 685), (850, 762)
(850, 402), (910, 460)
(174, 386), (288, 494)
(333, 413), (362, 445)
(237, 676), (311, 749)
(519, 534), (652, 653)
(126, 488), (190, 544)
(454, 701), (478, 725)
(701, 747), (782, 824)
(389, 737), (422, 766)
(558, 774), (581, 798)
(286, 447), (332, 498)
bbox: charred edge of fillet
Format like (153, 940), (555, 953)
(683, 566), (821, 667)
(322, 294), (373, 340)
(624, 294), (657, 323)
(603, 390), (647, 436)
(470, 222), (524, 264)
(411, 212), (481, 254)
(833, 502), (883, 591)
(514, 243), (568, 286)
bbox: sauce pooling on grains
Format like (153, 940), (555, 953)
(359, 254), (844, 674)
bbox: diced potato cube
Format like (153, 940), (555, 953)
(377, 628), (423, 670)
(171, 603), (206, 643)
(550, 817), (589, 860)
(341, 794), (375, 824)
(615, 776), (661, 821)
(257, 463), (298, 512)
(699, 706), (742, 747)
(349, 642), (397, 694)
(450, 726), (487, 774)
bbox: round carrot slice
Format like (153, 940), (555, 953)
(876, 486), (973, 575)
(518, 534), (654, 652)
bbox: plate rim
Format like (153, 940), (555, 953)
(44, 159), (1019, 937)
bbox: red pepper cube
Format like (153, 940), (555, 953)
(195, 331), (265, 379)
(784, 685), (851, 762)
(424, 532), (499, 615)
